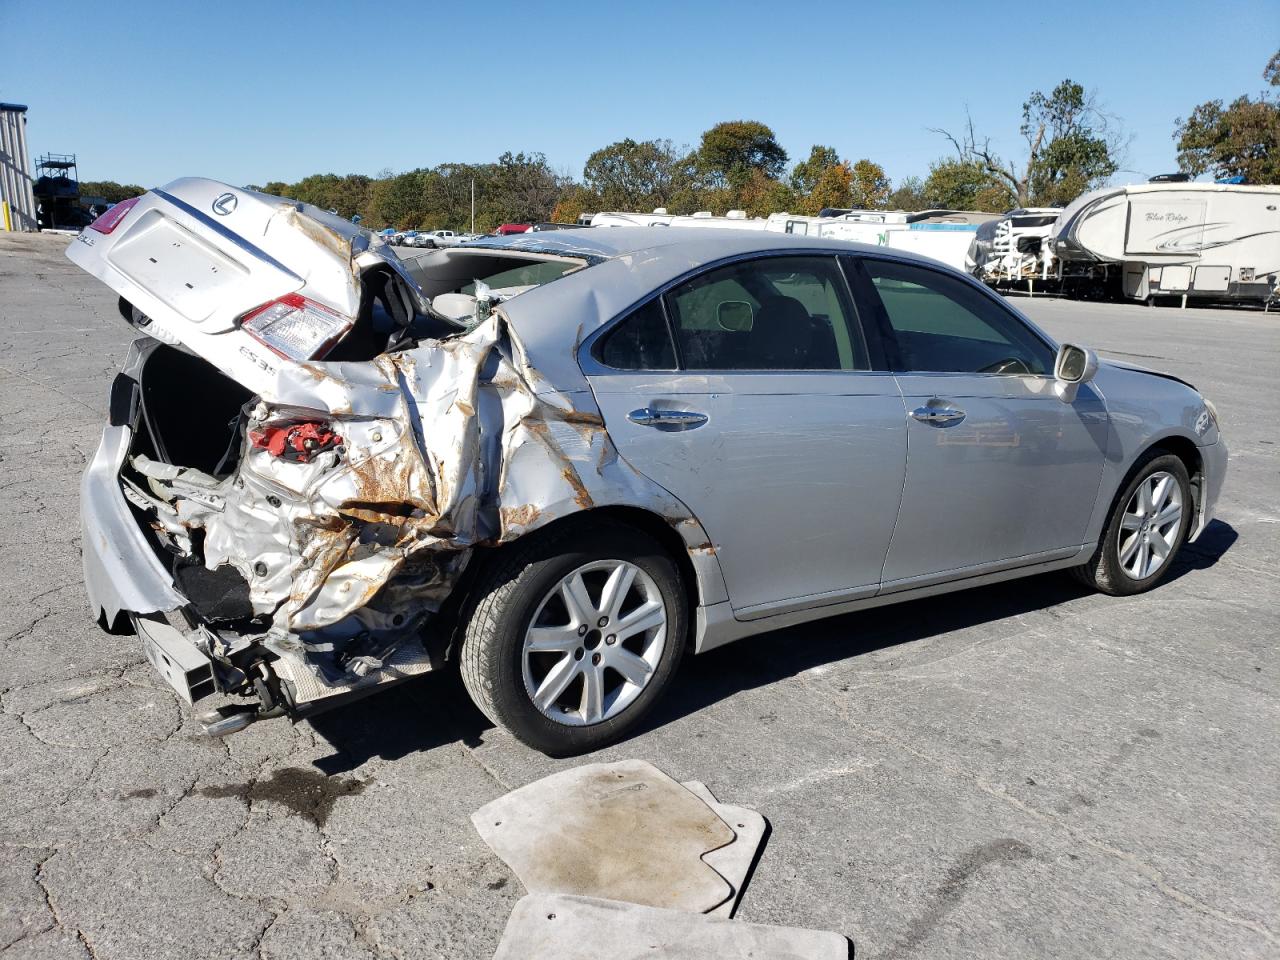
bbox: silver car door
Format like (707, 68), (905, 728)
(582, 255), (908, 616)
(848, 256), (1108, 589)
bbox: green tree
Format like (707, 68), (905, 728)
(735, 168), (796, 218)
(78, 181), (145, 203)
(1174, 53), (1279, 183)
(480, 152), (566, 227)
(790, 145), (840, 195)
(1021, 82), (1119, 204)
(797, 162), (852, 215)
(922, 159), (1012, 212)
(366, 170), (429, 229)
(697, 120), (788, 188)
(551, 184), (599, 224)
(886, 176), (927, 210)
(933, 79), (1122, 206)
(850, 159), (891, 208)
(583, 138), (700, 211)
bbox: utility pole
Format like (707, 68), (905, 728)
(470, 178), (475, 233)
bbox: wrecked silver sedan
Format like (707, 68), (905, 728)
(69, 179), (1227, 754)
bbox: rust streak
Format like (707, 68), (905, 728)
(561, 465), (594, 510)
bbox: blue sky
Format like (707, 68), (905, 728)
(1, 0), (1275, 190)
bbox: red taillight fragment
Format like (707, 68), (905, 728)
(89, 196), (142, 234)
(249, 422), (342, 464)
(239, 293), (354, 361)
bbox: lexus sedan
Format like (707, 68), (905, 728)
(68, 179), (1226, 755)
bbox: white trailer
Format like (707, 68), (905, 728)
(589, 209), (768, 230)
(787, 210), (995, 272)
(1050, 182), (1280, 306)
(590, 208), (993, 273)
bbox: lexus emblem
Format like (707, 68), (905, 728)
(212, 192), (238, 216)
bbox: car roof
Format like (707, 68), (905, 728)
(467, 225), (888, 262)
(492, 226), (949, 394)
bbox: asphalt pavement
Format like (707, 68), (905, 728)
(1, 231), (1275, 959)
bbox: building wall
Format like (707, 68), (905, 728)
(1, 105), (38, 231)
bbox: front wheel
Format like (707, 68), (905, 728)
(459, 520), (686, 756)
(1072, 452), (1192, 596)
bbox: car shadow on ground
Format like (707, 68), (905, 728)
(307, 520), (1237, 774)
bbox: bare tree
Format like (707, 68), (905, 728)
(931, 81), (1127, 206)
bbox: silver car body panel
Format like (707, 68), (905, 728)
(81, 340), (186, 623)
(69, 179), (1227, 706)
(882, 374), (1109, 587)
(586, 369), (908, 615)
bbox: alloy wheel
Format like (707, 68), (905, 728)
(521, 559), (667, 726)
(1117, 470), (1183, 580)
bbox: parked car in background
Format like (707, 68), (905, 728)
(496, 223), (531, 235)
(66, 178), (1226, 756)
(403, 230), (466, 249)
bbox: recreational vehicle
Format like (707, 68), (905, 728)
(806, 210), (997, 272)
(589, 210), (770, 230)
(1049, 182), (1280, 306)
(589, 208), (997, 272)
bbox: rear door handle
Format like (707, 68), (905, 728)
(910, 405), (966, 426)
(627, 407), (708, 429)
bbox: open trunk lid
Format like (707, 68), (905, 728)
(66, 177), (420, 405)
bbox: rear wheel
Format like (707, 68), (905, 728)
(459, 520), (686, 756)
(1072, 452), (1192, 596)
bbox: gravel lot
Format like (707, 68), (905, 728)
(1, 231), (1275, 959)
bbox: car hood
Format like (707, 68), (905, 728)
(1100, 357), (1197, 392)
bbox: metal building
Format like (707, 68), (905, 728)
(1, 103), (38, 231)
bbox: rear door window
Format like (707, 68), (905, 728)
(663, 257), (868, 371)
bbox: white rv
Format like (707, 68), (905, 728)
(799, 210), (997, 271)
(590, 208), (995, 272)
(1050, 182), (1280, 305)
(589, 209), (768, 230)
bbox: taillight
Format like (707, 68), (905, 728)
(239, 294), (354, 361)
(88, 196), (142, 234)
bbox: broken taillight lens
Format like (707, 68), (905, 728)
(88, 196), (141, 234)
(239, 294), (354, 361)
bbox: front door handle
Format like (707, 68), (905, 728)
(627, 407), (708, 429)
(910, 405), (966, 426)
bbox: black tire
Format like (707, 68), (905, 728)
(459, 519), (687, 756)
(1071, 451), (1192, 596)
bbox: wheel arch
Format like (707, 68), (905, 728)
(1144, 433), (1204, 524)
(444, 505), (717, 660)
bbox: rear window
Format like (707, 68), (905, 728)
(461, 259), (580, 294)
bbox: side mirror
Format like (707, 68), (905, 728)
(1053, 343), (1099, 403)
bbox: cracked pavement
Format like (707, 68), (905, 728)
(1, 232), (1276, 959)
